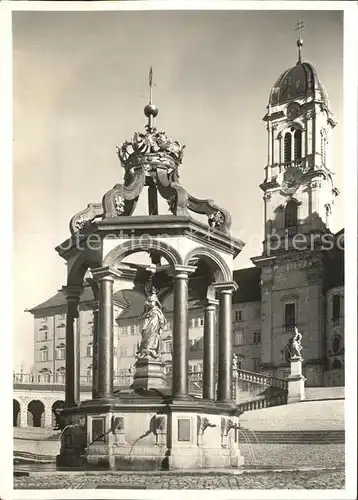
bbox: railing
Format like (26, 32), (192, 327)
(13, 373), (134, 387)
(236, 369), (288, 390)
(237, 392), (287, 413)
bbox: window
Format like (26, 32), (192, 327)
(56, 367), (65, 383)
(199, 318), (204, 327)
(86, 342), (93, 358)
(39, 369), (52, 383)
(285, 200), (298, 230)
(332, 295), (341, 322)
(253, 331), (261, 345)
(253, 358), (261, 372)
(284, 132), (292, 163)
(40, 347), (48, 362)
(119, 347), (127, 358)
(285, 303), (296, 331)
(56, 344), (65, 361)
(130, 325), (136, 335)
(234, 310), (243, 322)
(294, 130), (302, 160)
(234, 330), (245, 346)
(332, 336), (341, 354)
(42, 329), (48, 341)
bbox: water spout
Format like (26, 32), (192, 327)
(237, 429), (257, 464)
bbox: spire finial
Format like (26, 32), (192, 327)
(149, 66), (153, 104)
(295, 20), (305, 64)
(144, 66), (158, 131)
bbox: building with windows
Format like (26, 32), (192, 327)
(27, 40), (344, 388)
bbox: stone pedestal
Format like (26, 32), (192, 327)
(132, 358), (167, 391)
(287, 356), (306, 404)
(56, 399), (244, 471)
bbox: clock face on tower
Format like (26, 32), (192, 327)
(286, 101), (301, 120)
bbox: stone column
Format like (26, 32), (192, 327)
(92, 301), (99, 399)
(62, 285), (83, 407)
(214, 282), (238, 404)
(172, 265), (196, 400)
(92, 267), (122, 400)
(202, 298), (218, 401)
(20, 401), (28, 428)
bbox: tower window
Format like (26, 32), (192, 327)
(294, 130), (302, 160)
(332, 336), (341, 354)
(332, 295), (341, 322)
(285, 200), (298, 229)
(284, 133), (292, 163)
(284, 303), (296, 331)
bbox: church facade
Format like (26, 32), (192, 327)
(27, 42), (344, 388)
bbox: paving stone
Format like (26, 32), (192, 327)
(14, 469), (345, 489)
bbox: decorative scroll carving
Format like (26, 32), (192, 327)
(70, 203), (103, 236)
(102, 167), (146, 218)
(188, 194), (231, 233)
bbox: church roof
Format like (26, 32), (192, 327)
(27, 286), (95, 314)
(269, 61), (330, 108)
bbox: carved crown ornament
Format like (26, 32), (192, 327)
(117, 127), (186, 173)
(67, 69), (233, 237)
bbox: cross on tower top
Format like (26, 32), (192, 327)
(295, 20), (305, 64)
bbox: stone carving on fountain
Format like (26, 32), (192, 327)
(69, 67), (232, 236)
(69, 203), (103, 236)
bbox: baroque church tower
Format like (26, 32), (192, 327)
(252, 30), (343, 386)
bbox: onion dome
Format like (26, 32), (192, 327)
(269, 61), (330, 109)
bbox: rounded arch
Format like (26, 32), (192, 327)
(184, 247), (232, 283)
(13, 399), (20, 427)
(27, 400), (45, 428)
(51, 400), (65, 428)
(67, 250), (102, 288)
(103, 238), (183, 269)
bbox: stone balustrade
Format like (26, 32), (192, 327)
(13, 373), (133, 387)
(236, 369), (288, 390)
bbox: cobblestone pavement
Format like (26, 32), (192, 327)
(240, 443), (345, 468)
(14, 469), (345, 490)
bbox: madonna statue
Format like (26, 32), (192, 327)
(136, 287), (167, 360)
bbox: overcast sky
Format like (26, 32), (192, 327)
(12, 9), (343, 370)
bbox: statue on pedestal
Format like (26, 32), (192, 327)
(136, 285), (167, 360)
(286, 326), (303, 359)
